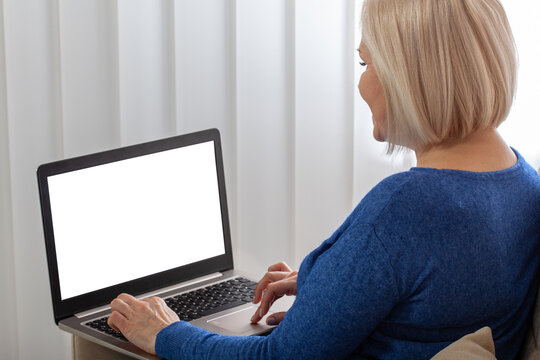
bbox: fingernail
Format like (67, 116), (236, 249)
(267, 317), (277, 326)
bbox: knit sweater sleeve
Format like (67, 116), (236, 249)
(155, 222), (400, 359)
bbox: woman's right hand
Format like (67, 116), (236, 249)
(250, 261), (297, 325)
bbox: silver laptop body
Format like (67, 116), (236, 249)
(37, 129), (292, 359)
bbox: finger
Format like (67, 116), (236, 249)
(110, 298), (133, 318)
(250, 298), (273, 324)
(117, 293), (139, 306)
(253, 272), (289, 304)
(250, 290), (275, 324)
(258, 277), (298, 320)
(120, 294), (153, 314)
(285, 270), (298, 279)
(141, 296), (164, 306)
(258, 284), (281, 317)
(108, 322), (120, 333)
(250, 307), (259, 324)
(266, 311), (286, 326)
(108, 310), (127, 334)
(251, 285), (282, 324)
(277, 277), (297, 296)
(267, 261), (291, 272)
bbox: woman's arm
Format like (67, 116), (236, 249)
(156, 222), (400, 359)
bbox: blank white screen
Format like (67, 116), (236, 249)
(48, 141), (226, 300)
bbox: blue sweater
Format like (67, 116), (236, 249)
(156, 150), (540, 359)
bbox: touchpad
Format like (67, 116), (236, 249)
(207, 305), (275, 335)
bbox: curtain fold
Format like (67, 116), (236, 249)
(234, 0), (295, 275)
(0, 2), (19, 358)
(58, 0), (121, 158)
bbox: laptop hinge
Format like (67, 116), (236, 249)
(75, 272), (224, 318)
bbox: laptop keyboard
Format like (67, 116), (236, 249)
(85, 316), (127, 340)
(84, 277), (258, 340)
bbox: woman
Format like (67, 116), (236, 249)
(108, 0), (540, 358)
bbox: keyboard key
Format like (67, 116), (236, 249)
(200, 300), (245, 317)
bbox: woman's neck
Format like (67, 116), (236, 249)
(414, 128), (517, 172)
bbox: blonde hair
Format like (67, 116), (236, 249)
(361, 0), (517, 151)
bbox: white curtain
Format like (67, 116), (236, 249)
(0, 1), (537, 359)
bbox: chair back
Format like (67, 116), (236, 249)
(519, 280), (540, 359)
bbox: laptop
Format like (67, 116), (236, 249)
(37, 128), (293, 359)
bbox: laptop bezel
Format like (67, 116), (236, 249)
(37, 128), (234, 324)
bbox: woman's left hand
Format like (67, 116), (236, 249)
(250, 261), (298, 325)
(108, 293), (180, 355)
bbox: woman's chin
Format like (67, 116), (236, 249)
(372, 128), (387, 142)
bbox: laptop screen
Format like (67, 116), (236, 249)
(47, 140), (226, 300)
(38, 129), (234, 322)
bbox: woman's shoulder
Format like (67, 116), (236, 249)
(350, 156), (540, 227)
(350, 170), (428, 224)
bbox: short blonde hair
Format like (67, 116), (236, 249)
(361, 0), (517, 151)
